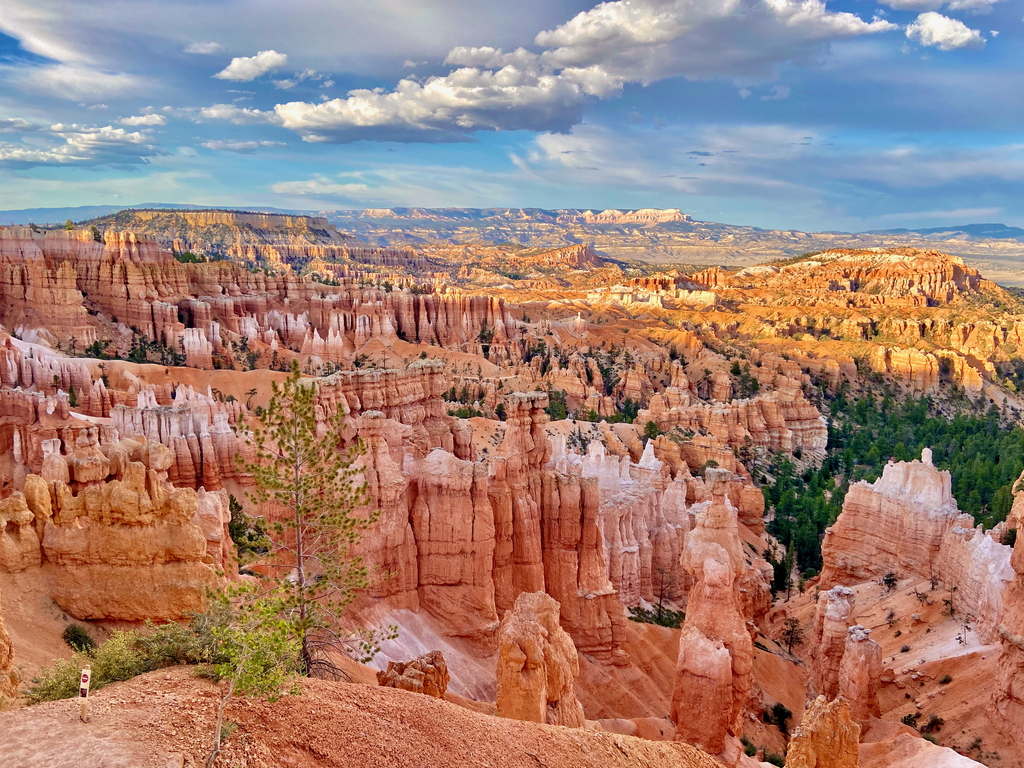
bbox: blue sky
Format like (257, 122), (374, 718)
(0, 0), (1020, 231)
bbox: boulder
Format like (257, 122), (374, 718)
(377, 650), (450, 699)
(784, 695), (860, 768)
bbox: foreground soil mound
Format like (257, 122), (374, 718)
(0, 667), (721, 768)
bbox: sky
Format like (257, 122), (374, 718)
(0, 0), (1020, 231)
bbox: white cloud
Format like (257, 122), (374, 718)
(8, 64), (146, 100)
(762, 85), (792, 100)
(0, 118), (38, 133)
(273, 68), (328, 90)
(907, 12), (985, 50)
(198, 104), (278, 125)
(184, 42), (223, 54)
(271, 177), (371, 196)
(213, 50), (288, 81)
(120, 114), (167, 126)
(202, 139), (285, 152)
(0, 123), (163, 167)
(211, 0), (896, 144)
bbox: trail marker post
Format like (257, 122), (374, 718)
(79, 664), (91, 723)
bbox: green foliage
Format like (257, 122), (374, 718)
(902, 712), (920, 729)
(765, 389), (1024, 574)
(741, 736), (757, 757)
(921, 713), (945, 734)
(545, 388), (568, 421)
(28, 630), (146, 703)
(174, 251), (208, 264)
(764, 752), (785, 767)
(495, 403), (507, 421)
(236, 361), (390, 676)
(64, 219), (75, 231)
(91, 225), (102, 242)
(227, 494), (270, 562)
(205, 583), (302, 767)
(939, 674), (953, 685)
(68, 385), (78, 408)
(449, 405), (483, 419)
(643, 420), (662, 440)
(627, 605), (685, 629)
(1005, 528), (1017, 548)
(769, 702), (793, 735)
(781, 617), (804, 653)
(62, 624), (95, 653)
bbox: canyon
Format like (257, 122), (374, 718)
(0, 215), (1022, 768)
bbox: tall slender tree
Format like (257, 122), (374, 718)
(237, 360), (385, 675)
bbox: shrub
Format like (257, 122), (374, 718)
(741, 736), (757, 757)
(765, 751), (785, 767)
(1005, 528), (1017, 548)
(902, 713), (920, 729)
(939, 674), (953, 685)
(921, 713), (944, 734)
(627, 605), (684, 629)
(770, 702), (793, 735)
(900, 645), (911, 653)
(62, 624), (95, 653)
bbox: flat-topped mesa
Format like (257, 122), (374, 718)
(726, 248), (985, 307)
(821, 448), (1013, 642)
(811, 585), (857, 699)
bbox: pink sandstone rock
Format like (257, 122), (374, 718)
(837, 625), (881, 726)
(811, 585), (857, 699)
(496, 591), (585, 728)
(377, 650), (450, 699)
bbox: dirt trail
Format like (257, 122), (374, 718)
(0, 667), (722, 768)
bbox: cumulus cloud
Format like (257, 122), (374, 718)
(202, 139), (285, 152)
(120, 114), (167, 126)
(0, 118), (37, 133)
(184, 42), (223, 54)
(907, 12), (985, 50)
(213, 50), (288, 81)
(204, 0), (896, 143)
(198, 104), (278, 125)
(879, 0), (1001, 13)
(271, 178), (371, 197)
(0, 123), (164, 168)
(273, 68), (328, 90)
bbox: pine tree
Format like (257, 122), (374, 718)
(237, 360), (391, 677)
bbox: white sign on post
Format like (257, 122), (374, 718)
(79, 664), (91, 722)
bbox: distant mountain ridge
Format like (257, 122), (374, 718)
(868, 223), (1024, 240)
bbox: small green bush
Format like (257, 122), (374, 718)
(939, 674), (953, 685)
(765, 751), (785, 767)
(770, 702), (793, 735)
(627, 605), (685, 629)
(741, 736), (757, 757)
(62, 624), (95, 653)
(901, 712), (920, 729)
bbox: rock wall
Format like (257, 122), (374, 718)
(821, 449), (1012, 642)
(671, 470), (755, 759)
(837, 625), (882, 726)
(810, 585), (857, 699)
(784, 695), (860, 768)
(994, 473), (1024, 741)
(495, 591), (585, 728)
(0, 584), (14, 697)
